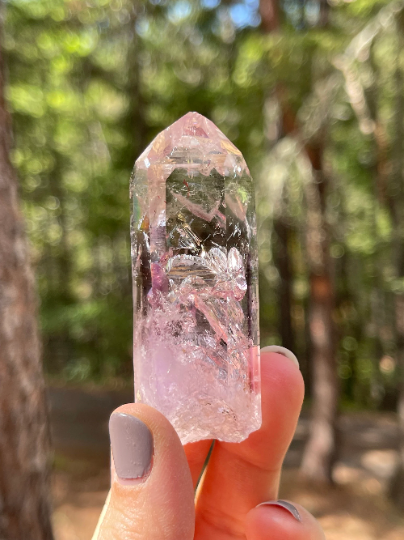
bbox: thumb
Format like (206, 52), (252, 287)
(93, 403), (195, 540)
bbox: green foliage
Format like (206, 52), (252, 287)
(4, 0), (404, 407)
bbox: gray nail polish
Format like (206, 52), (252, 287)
(260, 346), (299, 368)
(257, 500), (301, 522)
(109, 413), (153, 480)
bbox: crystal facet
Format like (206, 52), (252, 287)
(130, 112), (261, 444)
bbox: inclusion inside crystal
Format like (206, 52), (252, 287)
(130, 112), (261, 444)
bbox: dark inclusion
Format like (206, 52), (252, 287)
(166, 168), (249, 257)
(134, 167), (255, 347)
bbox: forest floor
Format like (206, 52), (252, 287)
(48, 384), (404, 540)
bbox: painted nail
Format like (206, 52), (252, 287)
(260, 346), (299, 368)
(109, 413), (153, 480)
(257, 500), (301, 522)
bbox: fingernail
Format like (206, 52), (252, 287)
(109, 413), (153, 480)
(257, 500), (301, 522)
(260, 346), (299, 368)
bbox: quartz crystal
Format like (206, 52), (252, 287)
(130, 112), (261, 444)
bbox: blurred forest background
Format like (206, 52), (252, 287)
(3, 0), (404, 538)
(5, 0), (403, 406)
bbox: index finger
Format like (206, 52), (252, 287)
(195, 349), (305, 539)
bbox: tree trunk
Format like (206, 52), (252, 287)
(391, 290), (404, 510)
(299, 144), (339, 482)
(260, 1), (296, 353)
(273, 217), (295, 351)
(259, 0), (279, 32)
(389, 241), (404, 509)
(260, 0), (339, 482)
(388, 22), (404, 509)
(0, 13), (54, 540)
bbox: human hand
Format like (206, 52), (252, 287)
(92, 348), (325, 540)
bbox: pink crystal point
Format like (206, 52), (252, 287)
(131, 112), (261, 444)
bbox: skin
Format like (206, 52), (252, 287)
(94, 351), (326, 540)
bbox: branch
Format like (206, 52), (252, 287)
(333, 0), (404, 135)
